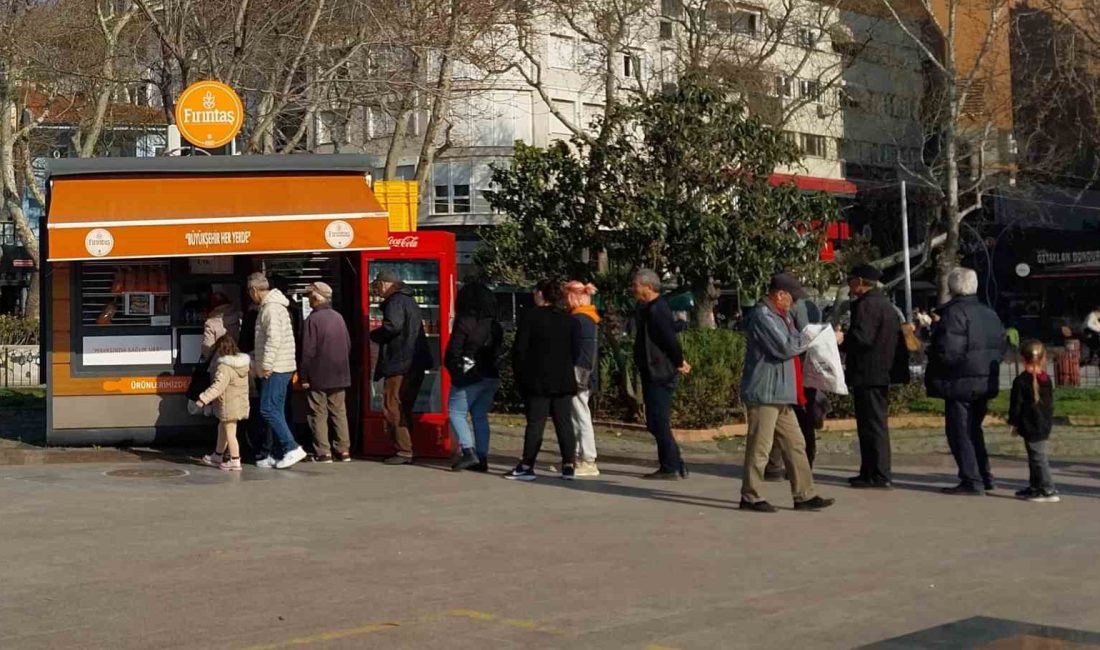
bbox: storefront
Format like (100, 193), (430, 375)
(43, 155), (391, 445)
(993, 226), (1100, 341)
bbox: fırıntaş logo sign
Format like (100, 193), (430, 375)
(174, 80), (244, 149)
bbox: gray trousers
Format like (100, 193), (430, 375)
(308, 388), (351, 457)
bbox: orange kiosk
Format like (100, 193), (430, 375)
(42, 155), (392, 445)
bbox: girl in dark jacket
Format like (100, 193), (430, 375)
(506, 280), (579, 481)
(1008, 340), (1059, 503)
(445, 281), (503, 472)
(565, 281), (601, 477)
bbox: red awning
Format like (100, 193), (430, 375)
(769, 173), (858, 196)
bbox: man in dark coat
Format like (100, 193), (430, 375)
(841, 264), (901, 488)
(370, 269), (431, 465)
(926, 267), (1006, 496)
(300, 282), (353, 463)
(631, 269), (692, 480)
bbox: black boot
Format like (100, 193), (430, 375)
(451, 448), (480, 472)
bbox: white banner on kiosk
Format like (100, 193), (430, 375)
(83, 335), (174, 366)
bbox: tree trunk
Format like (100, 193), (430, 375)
(24, 270), (40, 322)
(383, 53), (421, 180)
(693, 280), (718, 329)
(938, 64), (961, 306)
(414, 0), (460, 188)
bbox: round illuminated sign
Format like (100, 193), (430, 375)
(85, 228), (115, 257)
(324, 220), (355, 249)
(174, 80), (244, 149)
(1016, 263), (1031, 278)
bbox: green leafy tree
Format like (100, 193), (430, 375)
(477, 141), (601, 285)
(478, 76), (839, 327)
(620, 78), (837, 326)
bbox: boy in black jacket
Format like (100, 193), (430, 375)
(1008, 340), (1058, 503)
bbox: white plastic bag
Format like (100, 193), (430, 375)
(800, 324), (848, 396)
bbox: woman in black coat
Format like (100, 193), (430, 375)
(505, 279), (579, 481)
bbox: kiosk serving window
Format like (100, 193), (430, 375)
(76, 260), (174, 370)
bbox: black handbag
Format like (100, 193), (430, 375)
(186, 361), (212, 401)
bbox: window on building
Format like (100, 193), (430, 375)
(453, 184), (471, 213)
(661, 0), (682, 18)
(660, 20), (673, 40)
(799, 79), (822, 102)
(432, 162), (476, 215)
(775, 75), (794, 98)
(622, 53), (641, 78)
(434, 185), (450, 214)
(800, 133), (827, 158)
(731, 9), (761, 34)
(581, 103), (604, 134)
(549, 34), (575, 69)
(550, 98), (575, 139)
(797, 27), (821, 48)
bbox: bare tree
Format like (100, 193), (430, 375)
(878, 0), (1015, 302)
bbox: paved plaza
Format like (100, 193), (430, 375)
(3, 435), (1100, 650)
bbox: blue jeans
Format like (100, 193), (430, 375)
(448, 379), (499, 458)
(259, 373), (299, 458)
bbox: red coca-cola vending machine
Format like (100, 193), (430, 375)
(361, 231), (456, 458)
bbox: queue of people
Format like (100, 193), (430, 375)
(186, 264), (1060, 506)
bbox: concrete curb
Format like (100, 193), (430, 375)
(487, 413), (1017, 444)
(0, 447), (142, 466)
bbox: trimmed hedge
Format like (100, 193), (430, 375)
(671, 330), (746, 428)
(497, 327), (748, 429)
(495, 325), (934, 428)
(0, 316), (38, 346)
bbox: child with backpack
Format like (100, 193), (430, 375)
(196, 335), (252, 471)
(1008, 340), (1059, 503)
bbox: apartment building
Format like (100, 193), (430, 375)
(315, 0), (931, 273)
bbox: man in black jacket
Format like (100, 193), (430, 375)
(632, 269), (691, 480)
(370, 269), (430, 465)
(841, 264), (901, 488)
(926, 267), (1006, 496)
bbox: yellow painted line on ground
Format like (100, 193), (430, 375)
(242, 609), (561, 649)
(241, 622), (400, 649)
(446, 608), (497, 622)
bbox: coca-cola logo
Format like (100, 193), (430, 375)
(389, 235), (419, 248)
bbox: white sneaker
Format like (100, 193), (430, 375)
(219, 458), (242, 472)
(255, 455), (277, 469)
(201, 453), (224, 467)
(575, 460), (601, 477)
(276, 447), (308, 469)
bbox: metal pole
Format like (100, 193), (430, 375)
(900, 180), (913, 321)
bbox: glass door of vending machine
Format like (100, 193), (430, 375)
(366, 260), (443, 421)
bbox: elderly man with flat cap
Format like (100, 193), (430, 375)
(300, 281), (353, 463)
(739, 272), (836, 513)
(841, 263), (901, 489)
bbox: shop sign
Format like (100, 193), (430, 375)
(84, 228), (114, 257)
(174, 80), (244, 149)
(324, 220), (354, 249)
(83, 335), (173, 367)
(389, 235), (419, 248)
(101, 376), (190, 394)
(49, 216), (389, 261)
